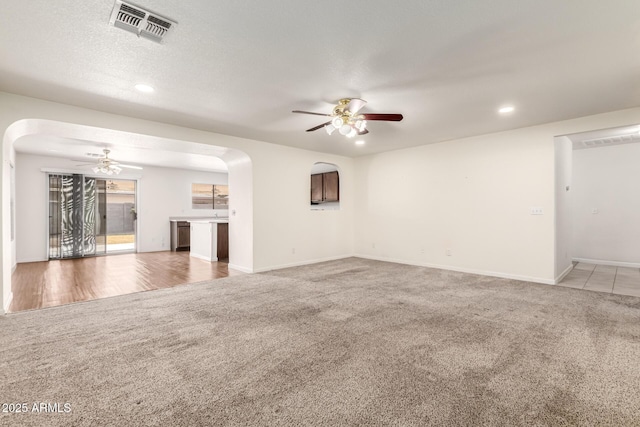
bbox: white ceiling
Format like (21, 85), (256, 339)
(13, 134), (229, 173)
(1, 1), (639, 158)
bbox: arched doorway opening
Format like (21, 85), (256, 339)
(2, 119), (254, 312)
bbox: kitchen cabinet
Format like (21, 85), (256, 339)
(323, 171), (339, 202)
(311, 173), (324, 202)
(170, 220), (191, 251)
(217, 223), (229, 260)
(311, 171), (339, 203)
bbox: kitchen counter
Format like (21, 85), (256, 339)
(169, 216), (229, 222)
(170, 217), (229, 252)
(189, 220), (229, 262)
(189, 219), (229, 224)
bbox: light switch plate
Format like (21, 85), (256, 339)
(530, 207), (544, 215)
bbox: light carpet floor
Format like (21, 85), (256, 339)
(1, 257), (640, 426)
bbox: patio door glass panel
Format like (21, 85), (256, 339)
(105, 179), (136, 253)
(48, 174), (134, 259)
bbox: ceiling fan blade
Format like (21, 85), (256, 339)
(361, 113), (403, 121)
(292, 110), (332, 117)
(306, 121), (332, 132)
(346, 98), (367, 114)
(119, 164), (143, 170)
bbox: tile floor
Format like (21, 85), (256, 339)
(558, 262), (640, 297)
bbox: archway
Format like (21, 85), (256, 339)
(2, 119), (254, 312)
(310, 162), (341, 211)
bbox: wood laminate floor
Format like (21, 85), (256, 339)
(9, 251), (242, 313)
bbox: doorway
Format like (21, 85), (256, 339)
(48, 174), (137, 259)
(554, 124), (640, 282)
(3, 118), (255, 314)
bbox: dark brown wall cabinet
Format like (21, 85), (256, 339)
(311, 171), (339, 203)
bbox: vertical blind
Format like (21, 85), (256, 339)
(48, 174), (101, 259)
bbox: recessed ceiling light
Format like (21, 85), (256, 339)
(499, 105), (515, 114)
(135, 84), (154, 93)
(355, 140), (365, 146)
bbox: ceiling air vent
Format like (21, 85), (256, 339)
(580, 132), (640, 149)
(109, 0), (176, 43)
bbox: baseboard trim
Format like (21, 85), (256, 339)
(189, 253), (217, 262)
(573, 258), (640, 269)
(353, 253), (556, 285)
(17, 257), (48, 264)
(554, 264), (574, 285)
(228, 263), (254, 274)
(253, 254), (354, 273)
(235, 253), (558, 285)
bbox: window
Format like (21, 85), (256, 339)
(192, 183), (229, 209)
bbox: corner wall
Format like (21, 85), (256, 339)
(354, 108), (640, 284)
(554, 136), (573, 280)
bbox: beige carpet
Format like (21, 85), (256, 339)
(1, 257), (640, 426)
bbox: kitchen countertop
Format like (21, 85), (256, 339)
(169, 216), (229, 222)
(189, 219), (229, 224)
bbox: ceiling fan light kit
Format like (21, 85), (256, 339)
(293, 98), (403, 140)
(93, 165), (122, 175)
(81, 149), (142, 175)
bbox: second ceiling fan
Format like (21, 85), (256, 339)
(76, 149), (142, 175)
(292, 98), (403, 137)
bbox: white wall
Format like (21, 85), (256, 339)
(224, 151), (253, 273)
(554, 136), (573, 279)
(354, 109), (640, 284)
(14, 152), (228, 262)
(250, 148), (355, 272)
(572, 143), (640, 265)
(354, 130), (555, 283)
(9, 145), (15, 272)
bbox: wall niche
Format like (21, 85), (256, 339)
(310, 162), (340, 211)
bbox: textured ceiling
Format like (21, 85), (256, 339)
(1, 0), (639, 157)
(13, 134), (229, 173)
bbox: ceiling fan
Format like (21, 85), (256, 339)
(292, 98), (403, 137)
(77, 149), (142, 175)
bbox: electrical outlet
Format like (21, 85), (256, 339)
(372, 243), (376, 249)
(446, 249), (452, 256)
(591, 208), (598, 214)
(420, 247), (425, 254)
(530, 207), (544, 215)
(292, 248), (296, 254)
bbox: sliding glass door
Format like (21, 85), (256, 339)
(105, 179), (136, 253)
(48, 174), (136, 259)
